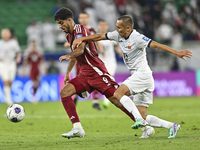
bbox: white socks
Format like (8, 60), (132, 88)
(146, 115), (173, 129)
(120, 95), (142, 120)
(73, 122), (83, 130)
(4, 86), (13, 105)
(92, 100), (99, 104)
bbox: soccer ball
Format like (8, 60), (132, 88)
(6, 104), (25, 122)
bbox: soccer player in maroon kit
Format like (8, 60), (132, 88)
(54, 7), (147, 139)
(23, 40), (46, 103)
(64, 12), (104, 109)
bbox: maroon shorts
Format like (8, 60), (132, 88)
(68, 73), (118, 98)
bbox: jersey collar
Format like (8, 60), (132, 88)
(124, 30), (133, 40)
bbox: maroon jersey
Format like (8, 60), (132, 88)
(25, 50), (43, 80)
(66, 24), (108, 76)
(76, 27), (96, 75)
(27, 51), (42, 71)
(89, 27), (96, 35)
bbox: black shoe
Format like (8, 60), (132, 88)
(74, 95), (78, 105)
(93, 103), (101, 110)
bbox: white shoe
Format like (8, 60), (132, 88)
(140, 126), (155, 138)
(33, 95), (38, 104)
(62, 128), (85, 139)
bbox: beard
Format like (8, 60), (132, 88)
(62, 24), (71, 33)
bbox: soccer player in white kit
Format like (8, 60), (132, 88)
(0, 29), (21, 105)
(98, 20), (123, 108)
(73, 15), (192, 138)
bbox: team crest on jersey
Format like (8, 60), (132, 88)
(76, 34), (82, 39)
(142, 36), (150, 42)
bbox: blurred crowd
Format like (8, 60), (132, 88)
(23, 0), (200, 51)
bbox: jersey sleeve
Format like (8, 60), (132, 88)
(135, 33), (152, 50)
(105, 30), (119, 42)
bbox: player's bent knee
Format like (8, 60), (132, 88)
(113, 92), (122, 101)
(114, 84), (130, 100)
(108, 96), (122, 108)
(59, 88), (65, 97)
(60, 83), (76, 98)
(59, 88), (73, 98)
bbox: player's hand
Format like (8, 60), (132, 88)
(73, 38), (83, 50)
(176, 50), (192, 61)
(64, 42), (70, 48)
(59, 55), (70, 62)
(16, 56), (21, 64)
(64, 73), (71, 84)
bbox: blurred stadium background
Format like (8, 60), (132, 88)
(0, 0), (200, 103)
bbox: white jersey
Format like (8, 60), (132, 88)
(99, 40), (117, 75)
(0, 39), (20, 81)
(106, 30), (152, 74)
(0, 39), (20, 65)
(106, 30), (154, 106)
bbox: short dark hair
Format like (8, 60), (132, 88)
(79, 11), (89, 16)
(98, 19), (106, 23)
(118, 15), (133, 28)
(54, 7), (73, 21)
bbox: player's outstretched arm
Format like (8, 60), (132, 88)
(16, 52), (22, 64)
(64, 41), (70, 48)
(149, 41), (192, 61)
(59, 42), (86, 62)
(64, 58), (77, 84)
(73, 33), (107, 49)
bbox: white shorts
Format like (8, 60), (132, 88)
(0, 62), (17, 82)
(122, 70), (154, 107)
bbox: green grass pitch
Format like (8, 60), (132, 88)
(0, 97), (200, 150)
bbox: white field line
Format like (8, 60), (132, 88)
(24, 114), (127, 119)
(3, 114), (127, 119)
(3, 113), (200, 119)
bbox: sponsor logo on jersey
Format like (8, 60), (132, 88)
(76, 34), (82, 39)
(142, 36), (150, 42)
